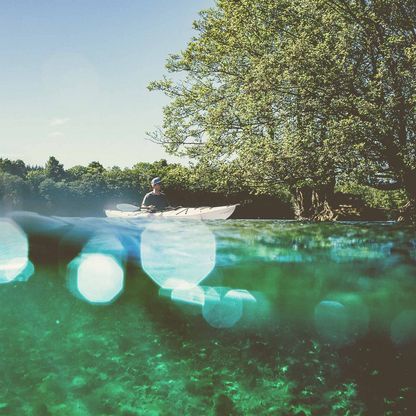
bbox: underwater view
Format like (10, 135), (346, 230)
(1, 214), (416, 415)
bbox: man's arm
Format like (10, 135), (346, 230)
(141, 193), (151, 208)
(141, 193), (157, 211)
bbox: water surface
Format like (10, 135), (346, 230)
(1, 215), (415, 415)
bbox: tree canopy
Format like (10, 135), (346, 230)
(149, 0), (416, 219)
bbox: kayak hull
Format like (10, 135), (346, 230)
(104, 204), (238, 220)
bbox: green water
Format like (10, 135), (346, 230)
(1, 218), (416, 415)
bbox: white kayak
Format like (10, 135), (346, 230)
(105, 204), (238, 220)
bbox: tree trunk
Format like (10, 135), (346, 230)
(292, 181), (337, 221)
(397, 169), (416, 223)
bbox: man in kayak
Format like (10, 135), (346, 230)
(141, 177), (170, 211)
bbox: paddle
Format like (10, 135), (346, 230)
(116, 203), (179, 212)
(116, 203), (140, 212)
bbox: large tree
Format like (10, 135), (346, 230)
(149, 0), (416, 220)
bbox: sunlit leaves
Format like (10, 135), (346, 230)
(150, 0), (416, 205)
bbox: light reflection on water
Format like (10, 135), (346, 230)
(67, 253), (124, 304)
(2, 214), (416, 415)
(1, 213), (416, 345)
(0, 219), (31, 283)
(140, 220), (216, 290)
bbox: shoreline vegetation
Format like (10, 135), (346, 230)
(146, 0), (416, 224)
(0, 156), (407, 220)
(2, 1), (416, 222)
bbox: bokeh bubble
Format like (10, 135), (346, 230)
(67, 253), (124, 304)
(314, 295), (369, 346)
(226, 289), (257, 303)
(14, 260), (35, 282)
(171, 286), (205, 306)
(0, 219), (30, 284)
(390, 310), (416, 346)
(170, 286), (206, 316)
(82, 233), (126, 259)
(314, 300), (349, 345)
(164, 286), (267, 326)
(140, 220), (216, 289)
(227, 289), (275, 329)
(202, 287), (243, 329)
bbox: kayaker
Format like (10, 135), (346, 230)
(141, 177), (170, 211)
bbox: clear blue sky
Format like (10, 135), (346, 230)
(0, 0), (213, 168)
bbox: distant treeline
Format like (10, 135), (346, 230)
(0, 156), (407, 219)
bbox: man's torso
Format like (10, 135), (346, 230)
(142, 192), (168, 210)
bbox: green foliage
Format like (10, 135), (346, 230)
(45, 156), (66, 181)
(337, 182), (408, 210)
(26, 170), (47, 187)
(86, 161), (105, 175)
(66, 165), (88, 180)
(0, 155), (404, 217)
(38, 178), (72, 212)
(0, 171), (32, 211)
(149, 0), (416, 209)
(0, 158), (27, 178)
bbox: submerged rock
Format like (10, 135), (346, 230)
(214, 394), (237, 415)
(70, 375), (88, 390)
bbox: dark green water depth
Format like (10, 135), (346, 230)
(1, 217), (415, 415)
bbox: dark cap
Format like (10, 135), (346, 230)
(151, 177), (162, 186)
